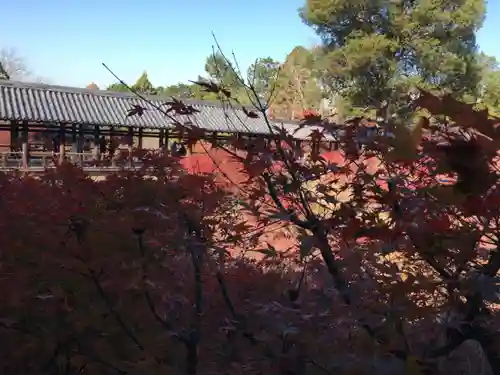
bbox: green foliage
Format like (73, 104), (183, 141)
(300, 0), (486, 108)
(158, 83), (196, 99)
(247, 57), (280, 102)
(106, 71), (156, 95)
(106, 82), (129, 92)
(477, 53), (500, 115)
(132, 71), (156, 94)
(271, 46), (322, 119)
(203, 52), (256, 105)
(205, 51), (241, 88)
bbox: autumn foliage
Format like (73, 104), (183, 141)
(2, 86), (500, 375)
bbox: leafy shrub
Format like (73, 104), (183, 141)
(2, 85), (500, 375)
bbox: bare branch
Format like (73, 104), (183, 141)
(0, 47), (33, 81)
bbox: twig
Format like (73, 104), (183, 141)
(135, 232), (189, 344)
(180, 213), (207, 375)
(88, 271), (145, 352)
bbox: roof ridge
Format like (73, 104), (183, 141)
(0, 79), (241, 109)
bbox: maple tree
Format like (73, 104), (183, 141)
(3, 64), (500, 375)
(151, 73), (500, 373)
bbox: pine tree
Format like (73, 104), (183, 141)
(300, 0), (486, 108)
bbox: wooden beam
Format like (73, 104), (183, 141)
(0, 122), (276, 143)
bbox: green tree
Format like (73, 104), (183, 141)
(106, 82), (129, 92)
(300, 0), (486, 108)
(160, 80), (220, 101)
(477, 53), (500, 115)
(203, 53), (254, 104)
(247, 57), (280, 103)
(205, 51), (241, 87)
(159, 83), (194, 99)
(106, 71), (158, 95)
(270, 46), (322, 119)
(190, 82), (219, 101)
(132, 71), (156, 94)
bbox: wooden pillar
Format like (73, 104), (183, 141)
(21, 121), (29, 169)
(77, 125), (84, 165)
(110, 127), (117, 167)
(312, 141), (319, 156)
(10, 121), (19, 152)
(165, 130), (170, 150)
(71, 124), (78, 162)
(127, 128), (133, 168)
(179, 129), (184, 153)
(211, 132), (218, 148)
(109, 126), (115, 163)
(159, 128), (165, 148)
(58, 124), (66, 165)
(93, 125), (100, 162)
(138, 127), (143, 149)
(22, 142), (28, 169)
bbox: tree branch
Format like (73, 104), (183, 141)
(87, 270), (145, 352)
(135, 231), (190, 345)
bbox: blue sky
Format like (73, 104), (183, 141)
(1, 0), (498, 89)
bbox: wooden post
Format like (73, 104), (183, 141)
(1, 152), (7, 168)
(21, 122), (29, 169)
(127, 128), (133, 168)
(78, 124), (84, 166)
(212, 132), (218, 149)
(159, 128), (165, 148)
(10, 121), (19, 152)
(138, 127), (143, 149)
(59, 124), (66, 165)
(22, 142), (28, 169)
(165, 130), (169, 151)
(109, 126), (115, 165)
(93, 125), (100, 162)
(71, 124), (77, 161)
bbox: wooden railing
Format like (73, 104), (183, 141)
(0, 150), (141, 172)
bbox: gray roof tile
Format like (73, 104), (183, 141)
(0, 80), (278, 134)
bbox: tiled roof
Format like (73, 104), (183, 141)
(0, 80), (280, 134)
